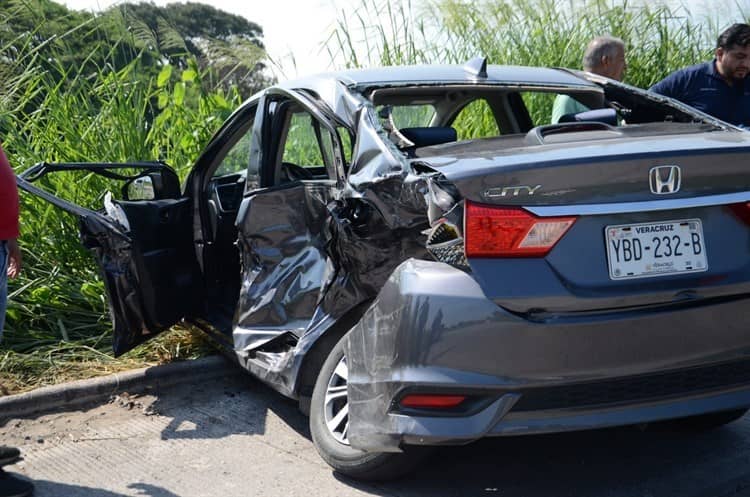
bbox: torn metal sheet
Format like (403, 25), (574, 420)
(342, 258), (512, 452)
(228, 83), (436, 396)
(231, 170), (433, 395)
(233, 183), (333, 353)
(78, 214), (159, 355)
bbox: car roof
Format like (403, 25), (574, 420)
(279, 64), (599, 91)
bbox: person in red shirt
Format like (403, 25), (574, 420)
(0, 142), (22, 335)
(0, 143), (32, 497)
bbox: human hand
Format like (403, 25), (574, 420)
(7, 238), (21, 279)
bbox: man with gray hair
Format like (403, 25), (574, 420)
(552, 36), (627, 123)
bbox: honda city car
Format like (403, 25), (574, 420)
(18, 58), (750, 480)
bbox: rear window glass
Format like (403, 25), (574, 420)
(337, 126), (352, 166)
(452, 99), (499, 140)
(520, 92), (559, 126)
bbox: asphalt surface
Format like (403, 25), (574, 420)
(3, 371), (750, 497)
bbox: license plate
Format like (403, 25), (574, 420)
(605, 219), (708, 280)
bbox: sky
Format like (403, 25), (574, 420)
(59, 0), (748, 80)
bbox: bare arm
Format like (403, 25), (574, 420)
(6, 238), (21, 279)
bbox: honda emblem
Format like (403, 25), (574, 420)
(649, 165), (681, 194)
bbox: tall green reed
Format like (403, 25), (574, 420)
(327, 0), (744, 87)
(326, 0), (746, 138)
(0, 14), (243, 392)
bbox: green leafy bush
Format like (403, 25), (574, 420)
(0, 15), (242, 393)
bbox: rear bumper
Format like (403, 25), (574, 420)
(370, 386), (750, 450)
(344, 259), (750, 452)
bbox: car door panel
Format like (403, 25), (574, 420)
(233, 181), (334, 353)
(16, 162), (199, 356)
(115, 198), (196, 333)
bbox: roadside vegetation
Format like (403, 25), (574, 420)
(328, 0), (747, 124)
(1, 0), (747, 394)
(0, 0), (264, 394)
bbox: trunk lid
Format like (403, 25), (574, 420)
(416, 126), (750, 205)
(417, 126), (750, 315)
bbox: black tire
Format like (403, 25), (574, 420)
(309, 333), (430, 481)
(659, 408), (749, 432)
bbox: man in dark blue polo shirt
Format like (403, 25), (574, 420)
(650, 23), (750, 127)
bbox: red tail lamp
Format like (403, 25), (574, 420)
(464, 200), (576, 258)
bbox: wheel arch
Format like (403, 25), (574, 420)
(295, 299), (374, 416)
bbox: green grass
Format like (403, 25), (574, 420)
(0, 17), (242, 395)
(0, 326), (214, 394)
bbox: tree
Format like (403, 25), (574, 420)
(115, 2), (273, 97)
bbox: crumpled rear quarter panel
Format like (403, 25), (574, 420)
(343, 258), (750, 452)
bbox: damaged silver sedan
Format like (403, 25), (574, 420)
(19, 58), (750, 480)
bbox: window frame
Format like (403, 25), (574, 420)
(254, 88), (347, 190)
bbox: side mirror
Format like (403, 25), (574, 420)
(121, 169), (180, 201)
(124, 175), (155, 201)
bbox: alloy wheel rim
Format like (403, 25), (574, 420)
(323, 356), (350, 445)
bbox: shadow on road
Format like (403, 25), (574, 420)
(22, 478), (181, 497)
(8, 366), (750, 497)
(336, 422), (748, 497)
(142, 369), (750, 496)
(147, 372), (309, 442)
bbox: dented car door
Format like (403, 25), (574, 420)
(230, 90), (348, 388)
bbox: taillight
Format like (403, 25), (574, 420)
(730, 202), (750, 225)
(465, 200), (576, 258)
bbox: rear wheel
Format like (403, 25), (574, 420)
(309, 333), (429, 481)
(659, 408), (748, 432)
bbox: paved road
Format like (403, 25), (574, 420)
(2, 372), (750, 497)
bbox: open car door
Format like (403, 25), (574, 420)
(17, 162), (200, 356)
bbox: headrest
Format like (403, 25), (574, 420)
(558, 108), (617, 126)
(399, 127), (458, 148)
